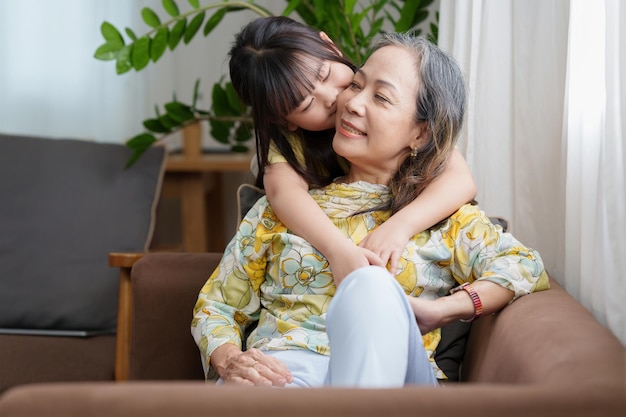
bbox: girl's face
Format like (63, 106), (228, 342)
(333, 45), (426, 183)
(285, 57), (354, 132)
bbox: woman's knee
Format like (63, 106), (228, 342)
(326, 266), (411, 363)
(328, 266), (407, 320)
(337, 266), (401, 300)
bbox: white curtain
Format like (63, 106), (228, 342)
(0, 0), (147, 142)
(0, 0), (278, 145)
(439, 0), (625, 345)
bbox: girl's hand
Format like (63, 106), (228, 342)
(326, 240), (384, 286)
(359, 221), (413, 275)
(212, 346), (293, 387)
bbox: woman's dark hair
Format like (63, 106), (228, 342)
(229, 16), (356, 188)
(372, 33), (467, 215)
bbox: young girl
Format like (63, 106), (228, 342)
(229, 16), (477, 282)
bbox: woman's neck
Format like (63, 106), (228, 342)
(340, 166), (392, 185)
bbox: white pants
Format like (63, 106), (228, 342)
(264, 265), (437, 388)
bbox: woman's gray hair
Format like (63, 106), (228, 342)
(372, 33), (467, 215)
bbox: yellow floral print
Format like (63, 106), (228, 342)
(191, 181), (549, 380)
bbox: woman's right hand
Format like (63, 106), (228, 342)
(210, 345), (293, 387)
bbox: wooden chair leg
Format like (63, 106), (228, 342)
(109, 252), (144, 381)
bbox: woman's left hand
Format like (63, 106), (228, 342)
(407, 296), (444, 334)
(410, 281), (513, 333)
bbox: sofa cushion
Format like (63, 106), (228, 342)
(0, 134), (165, 334)
(0, 333), (116, 392)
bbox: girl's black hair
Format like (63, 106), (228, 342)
(229, 16), (356, 188)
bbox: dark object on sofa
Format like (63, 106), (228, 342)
(0, 134), (165, 392)
(0, 251), (623, 417)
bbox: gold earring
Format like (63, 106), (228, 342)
(410, 147), (417, 157)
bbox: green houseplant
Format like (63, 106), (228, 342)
(94, 0), (437, 166)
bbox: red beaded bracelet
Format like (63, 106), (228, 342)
(450, 282), (483, 322)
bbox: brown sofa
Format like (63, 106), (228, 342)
(0, 252), (624, 417)
(0, 135), (166, 393)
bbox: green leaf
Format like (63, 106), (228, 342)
(225, 82), (246, 113)
(141, 7), (161, 28)
(125, 132), (157, 168)
(162, 0), (180, 17)
(125, 27), (138, 41)
(373, 0), (388, 14)
(211, 83), (231, 116)
(151, 27), (169, 62)
(132, 37), (151, 71)
(312, 0), (326, 22)
(414, 10), (429, 27)
(209, 120), (232, 144)
(188, 0), (200, 8)
(369, 17), (385, 39)
(234, 123), (252, 143)
(164, 101), (195, 123)
(192, 79), (200, 109)
(169, 18), (187, 50)
(143, 118), (171, 133)
(125, 150), (145, 169)
(184, 11), (205, 44)
(395, 0), (431, 31)
(116, 45), (133, 74)
(421, 0), (435, 9)
(429, 21), (439, 45)
(159, 114), (180, 129)
(386, 1), (402, 15)
(203, 8), (226, 36)
(291, 0), (316, 24)
(281, 0), (303, 17)
(94, 41), (123, 61)
(344, 0), (358, 14)
(350, 7), (370, 29)
(127, 133), (157, 149)
(101, 22), (124, 44)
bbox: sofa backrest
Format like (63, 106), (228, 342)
(462, 277), (625, 387)
(0, 134), (165, 335)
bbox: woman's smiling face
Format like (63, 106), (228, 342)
(333, 45), (426, 184)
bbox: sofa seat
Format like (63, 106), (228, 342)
(0, 381), (623, 417)
(0, 253), (623, 417)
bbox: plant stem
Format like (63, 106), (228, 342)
(338, 0), (361, 63)
(142, 1), (272, 38)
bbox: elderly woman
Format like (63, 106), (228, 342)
(191, 33), (549, 388)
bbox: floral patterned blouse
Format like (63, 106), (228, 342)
(191, 181), (549, 379)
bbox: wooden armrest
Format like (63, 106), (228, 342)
(109, 252), (145, 268)
(109, 252), (145, 381)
